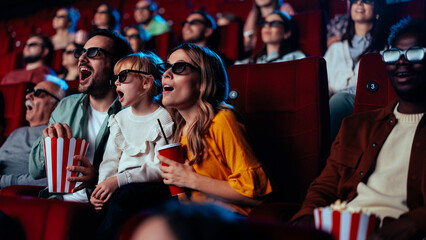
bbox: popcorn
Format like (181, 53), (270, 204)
(314, 200), (377, 240)
(43, 137), (89, 193)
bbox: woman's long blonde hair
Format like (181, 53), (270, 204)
(168, 44), (231, 164)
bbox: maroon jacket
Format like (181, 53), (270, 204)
(1, 65), (54, 85)
(292, 99), (426, 232)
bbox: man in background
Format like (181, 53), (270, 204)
(134, 0), (170, 37)
(0, 76), (67, 188)
(1, 34), (55, 85)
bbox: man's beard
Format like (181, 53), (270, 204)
(79, 76), (114, 99)
(138, 14), (153, 25)
(184, 33), (205, 45)
(23, 55), (42, 64)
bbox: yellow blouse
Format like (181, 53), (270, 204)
(179, 109), (272, 215)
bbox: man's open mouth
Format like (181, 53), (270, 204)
(25, 100), (34, 111)
(80, 66), (93, 81)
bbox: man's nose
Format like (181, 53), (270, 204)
(78, 51), (89, 63)
(395, 54), (409, 65)
(25, 92), (34, 100)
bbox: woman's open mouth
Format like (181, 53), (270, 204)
(163, 84), (174, 92)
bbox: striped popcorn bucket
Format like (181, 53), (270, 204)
(314, 207), (377, 240)
(43, 137), (89, 193)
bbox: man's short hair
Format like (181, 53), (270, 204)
(44, 75), (68, 100)
(190, 10), (217, 31)
(28, 33), (54, 65)
(139, 0), (158, 12)
(388, 17), (426, 47)
(87, 28), (133, 64)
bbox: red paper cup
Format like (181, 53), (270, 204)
(43, 137), (89, 193)
(314, 207), (377, 240)
(158, 143), (185, 196)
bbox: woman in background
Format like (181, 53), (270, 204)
(236, 10), (305, 64)
(93, 2), (120, 32)
(123, 25), (151, 53)
(326, 0), (387, 142)
(58, 42), (82, 81)
(243, 0), (295, 54)
(51, 7), (79, 50)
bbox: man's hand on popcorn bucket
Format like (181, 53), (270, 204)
(67, 155), (97, 192)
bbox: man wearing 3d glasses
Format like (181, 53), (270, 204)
(29, 29), (133, 202)
(1, 34), (56, 85)
(0, 76), (67, 189)
(292, 17), (426, 239)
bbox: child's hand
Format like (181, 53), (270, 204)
(91, 176), (119, 203)
(90, 195), (104, 211)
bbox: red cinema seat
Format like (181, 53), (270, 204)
(35, 20), (55, 37)
(151, 31), (176, 61)
(66, 80), (80, 96)
(327, 0), (349, 19)
(52, 49), (64, 74)
(285, 0), (321, 12)
(293, 10), (324, 56)
(0, 35), (13, 55)
(227, 57), (330, 203)
(386, 0), (425, 21)
(0, 82), (34, 138)
(0, 196), (95, 240)
(0, 185), (45, 198)
(0, 51), (21, 77)
(120, 0), (139, 30)
(162, 8), (191, 42)
(191, 0), (219, 14)
(216, 1), (253, 21)
(353, 53), (397, 114)
(217, 21), (244, 62)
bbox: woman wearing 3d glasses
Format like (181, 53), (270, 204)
(158, 43), (272, 216)
(235, 10), (305, 64)
(325, 0), (389, 143)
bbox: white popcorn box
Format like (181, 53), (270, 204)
(43, 137), (89, 193)
(314, 207), (377, 240)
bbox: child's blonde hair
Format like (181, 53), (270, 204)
(114, 51), (164, 102)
